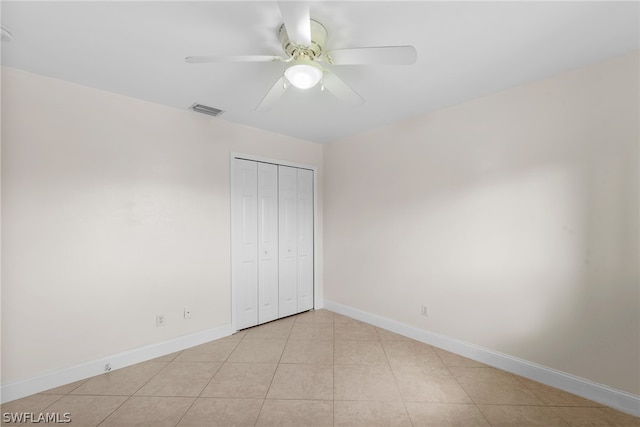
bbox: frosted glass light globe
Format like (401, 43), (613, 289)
(284, 59), (323, 89)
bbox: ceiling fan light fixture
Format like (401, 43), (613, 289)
(284, 58), (323, 89)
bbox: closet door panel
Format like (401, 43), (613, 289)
(233, 160), (258, 330)
(297, 168), (314, 312)
(278, 166), (298, 317)
(257, 163), (279, 324)
(233, 159), (315, 330)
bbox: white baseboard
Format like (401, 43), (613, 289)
(1, 324), (233, 404)
(324, 300), (640, 417)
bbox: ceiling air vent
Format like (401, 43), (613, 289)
(189, 103), (224, 117)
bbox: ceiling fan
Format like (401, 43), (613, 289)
(185, 2), (417, 111)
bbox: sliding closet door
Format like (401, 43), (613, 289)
(296, 168), (314, 312)
(278, 166), (298, 317)
(257, 163), (279, 324)
(233, 159), (258, 330)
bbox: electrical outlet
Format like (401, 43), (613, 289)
(421, 305), (428, 317)
(184, 308), (192, 319)
(156, 314), (165, 327)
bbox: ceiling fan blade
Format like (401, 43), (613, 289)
(325, 46), (417, 65)
(185, 55), (283, 64)
(323, 71), (364, 106)
(278, 1), (311, 47)
(256, 76), (288, 111)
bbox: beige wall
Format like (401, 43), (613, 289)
(324, 51), (639, 394)
(1, 68), (323, 383)
(2, 50), (638, 397)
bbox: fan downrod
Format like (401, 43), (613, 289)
(278, 19), (327, 61)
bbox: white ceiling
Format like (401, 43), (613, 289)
(1, 1), (638, 144)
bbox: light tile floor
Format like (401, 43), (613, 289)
(2, 309), (639, 426)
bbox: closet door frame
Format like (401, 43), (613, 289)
(230, 152), (318, 332)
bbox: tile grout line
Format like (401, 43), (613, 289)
(434, 347), (495, 426)
(376, 327), (416, 427)
(172, 363), (224, 427)
(173, 326), (244, 426)
(22, 393), (67, 425)
(91, 357), (177, 427)
(95, 397), (130, 427)
(250, 313), (296, 426)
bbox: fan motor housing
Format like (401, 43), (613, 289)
(279, 19), (327, 60)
